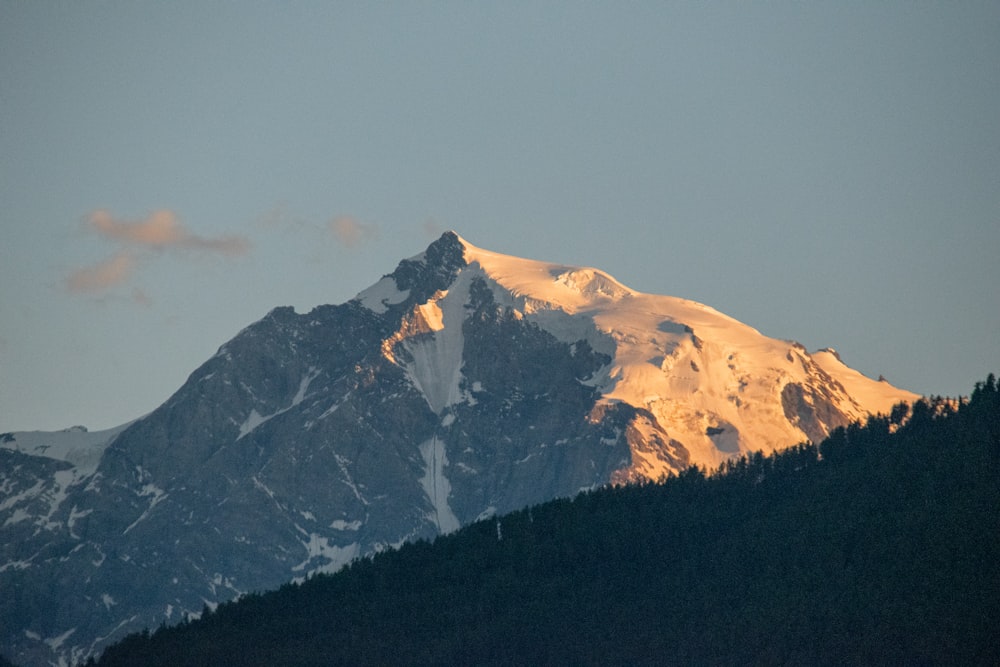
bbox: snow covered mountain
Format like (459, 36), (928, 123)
(0, 232), (917, 666)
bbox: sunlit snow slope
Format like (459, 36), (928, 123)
(361, 232), (919, 477)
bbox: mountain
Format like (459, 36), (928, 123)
(0, 232), (917, 666)
(91, 381), (1000, 666)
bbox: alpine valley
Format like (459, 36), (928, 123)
(0, 232), (918, 666)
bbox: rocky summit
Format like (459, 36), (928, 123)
(0, 232), (917, 666)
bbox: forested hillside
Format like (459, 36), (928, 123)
(90, 377), (1000, 666)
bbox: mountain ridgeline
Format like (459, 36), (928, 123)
(2, 232), (918, 665)
(91, 378), (1000, 666)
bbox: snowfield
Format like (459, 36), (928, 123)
(360, 233), (919, 471)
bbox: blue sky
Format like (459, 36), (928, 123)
(2, 2), (998, 433)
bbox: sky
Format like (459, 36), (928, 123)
(1, 2), (998, 433)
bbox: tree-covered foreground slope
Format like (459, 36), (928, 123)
(91, 377), (1000, 666)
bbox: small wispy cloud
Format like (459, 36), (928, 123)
(65, 209), (251, 299)
(65, 250), (135, 293)
(88, 209), (250, 256)
(329, 215), (379, 248)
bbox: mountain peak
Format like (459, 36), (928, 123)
(356, 231), (636, 317)
(359, 232), (918, 469)
(352, 232), (469, 313)
(1, 231), (922, 667)
(426, 229), (468, 262)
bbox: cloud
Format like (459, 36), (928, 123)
(65, 209), (251, 299)
(88, 209), (183, 246)
(65, 251), (135, 293)
(329, 215), (379, 247)
(88, 209), (251, 256)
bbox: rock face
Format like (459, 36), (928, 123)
(0, 232), (918, 666)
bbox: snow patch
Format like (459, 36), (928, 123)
(476, 506), (497, 521)
(89, 614), (139, 653)
(318, 390), (352, 420)
(237, 409), (269, 439)
(418, 437), (460, 533)
(0, 480), (44, 513)
(207, 572), (242, 597)
(333, 455), (367, 505)
(67, 505), (93, 537)
(0, 422), (129, 474)
(1, 556), (37, 572)
(252, 476), (286, 513)
(38, 469), (85, 531)
(44, 627), (76, 651)
(237, 367), (321, 439)
(122, 481), (168, 535)
(3, 508), (31, 527)
(354, 275), (410, 313)
(291, 533), (359, 574)
(291, 368), (320, 406)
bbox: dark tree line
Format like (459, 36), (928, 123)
(87, 375), (1000, 666)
